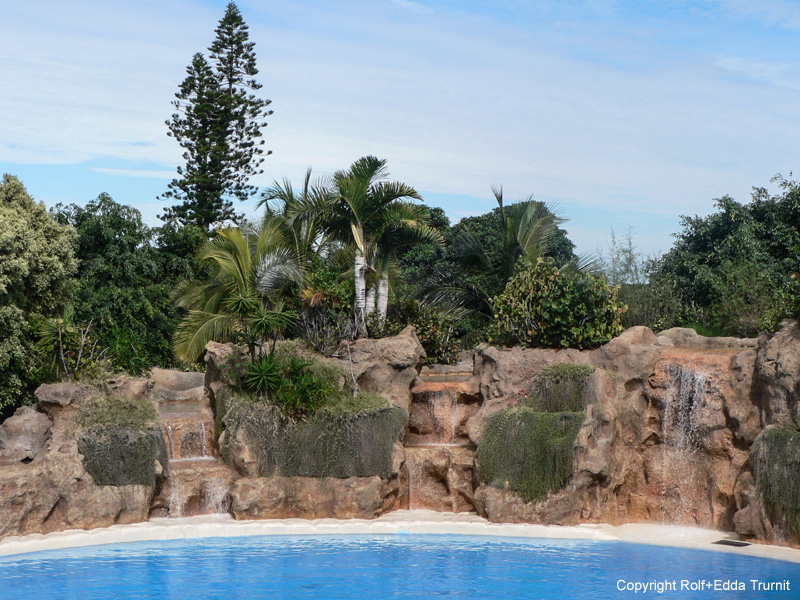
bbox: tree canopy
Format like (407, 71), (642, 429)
(0, 175), (77, 414)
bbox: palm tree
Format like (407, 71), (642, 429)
(420, 186), (573, 319)
(172, 221), (304, 362)
(372, 201), (444, 321)
(258, 167), (333, 269)
(289, 156), (423, 337)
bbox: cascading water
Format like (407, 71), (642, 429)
(660, 363), (708, 523)
(405, 366), (480, 512)
(157, 400), (235, 518)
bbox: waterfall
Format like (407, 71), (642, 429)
(425, 391), (460, 445)
(660, 363), (708, 523)
(404, 367), (480, 512)
(158, 401), (234, 518)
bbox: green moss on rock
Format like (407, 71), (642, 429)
(218, 387), (408, 479)
(525, 363), (595, 413)
(76, 394), (168, 487)
(753, 427), (800, 538)
(477, 408), (585, 503)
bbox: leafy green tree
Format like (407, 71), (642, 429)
(655, 177), (800, 335)
(490, 257), (624, 349)
(53, 195), (205, 373)
(0, 175), (77, 415)
(371, 201), (444, 321)
(172, 222), (304, 362)
(288, 156), (424, 337)
(161, 2), (272, 232)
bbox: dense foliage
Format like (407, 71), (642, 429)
(752, 427), (800, 540)
(53, 195), (205, 374)
(0, 175), (78, 416)
(491, 258), (624, 349)
(216, 380), (406, 478)
(525, 363), (596, 412)
(653, 178), (800, 336)
(76, 393), (168, 487)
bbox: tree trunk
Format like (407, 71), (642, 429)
(377, 278), (390, 322)
(365, 286), (376, 316)
(354, 252), (367, 337)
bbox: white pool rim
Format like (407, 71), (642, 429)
(2, 510), (799, 563)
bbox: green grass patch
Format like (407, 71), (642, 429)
(525, 363), (595, 412)
(753, 427), (800, 538)
(477, 408), (585, 503)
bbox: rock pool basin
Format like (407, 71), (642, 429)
(1, 512), (799, 599)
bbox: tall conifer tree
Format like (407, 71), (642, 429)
(161, 2), (272, 232)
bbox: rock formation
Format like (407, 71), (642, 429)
(1, 323), (799, 549)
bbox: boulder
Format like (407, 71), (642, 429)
(102, 375), (148, 401)
(149, 367), (205, 404)
(656, 327), (758, 349)
(337, 326), (426, 411)
(0, 406), (53, 463)
(229, 476), (386, 519)
(406, 446), (474, 512)
(756, 319), (800, 429)
(474, 485), (580, 524)
(35, 382), (93, 417)
(0, 398), (154, 539)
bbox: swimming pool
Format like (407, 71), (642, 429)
(0, 534), (796, 599)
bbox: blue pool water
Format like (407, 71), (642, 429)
(0, 535), (797, 599)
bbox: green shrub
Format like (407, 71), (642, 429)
(76, 395), (168, 487)
(220, 341), (346, 419)
(367, 300), (460, 364)
(1, 175), (78, 416)
(525, 363), (595, 412)
(37, 309), (110, 380)
(752, 427), (800, 538)
(76, 394), (160, 430)
(490, 258), (624, 349)
(477, 408), (584, 502)
(0, 307), (44, 417)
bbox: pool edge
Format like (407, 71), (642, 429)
(2, 510), (799, 564)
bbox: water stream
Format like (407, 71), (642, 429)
(660, 363), (708, 524)
(158, 402), (233, 518)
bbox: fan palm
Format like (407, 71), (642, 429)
(172, 222), (304, 362)
(420, 186), (572, 319)
(258, 167), (334, 268)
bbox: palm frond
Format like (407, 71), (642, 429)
(255, 247), (306, 295)
(173, 311), (239, 363)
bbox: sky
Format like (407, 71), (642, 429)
(2, 0), (800, 257)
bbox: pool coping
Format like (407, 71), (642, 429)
(2, 510), (800, 564)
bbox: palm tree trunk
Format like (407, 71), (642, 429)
(376, 278), (389, 322)
(366, 286), (376, 316)
(354, 251), (367, 337)
(376, 254), (391, 322)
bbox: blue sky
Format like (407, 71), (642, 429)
(2, 0), (800, 256)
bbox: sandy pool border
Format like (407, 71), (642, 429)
(1, 510), (799, 564)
